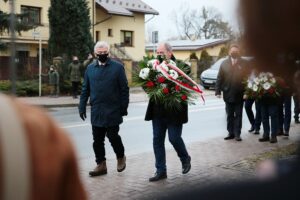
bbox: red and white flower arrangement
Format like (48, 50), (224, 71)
(134, 56), (204, 110)
(244, 72), (282, 99)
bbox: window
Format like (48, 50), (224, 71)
(21, 6), (41, 25)
(96, 31), (100, 42)
(120, 30), (133, 47)
(108, 29), (113, 37)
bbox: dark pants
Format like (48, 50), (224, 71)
(254, 100), (262, 131)
(72, 81), (80, 98)
(244, 99), (262, 131)
(261, 103), (279, 138)
(278, 95), (292, 133)
(225, 102), (244, 137)
(152, 118), (190, 173)
(245, 99), (255, 128)
(92, 125), (125, 164)
(294, 95), (300, 120)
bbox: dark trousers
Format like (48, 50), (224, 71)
(245, 99), (262, 131)
(152, 118), (190, 173)
(278, 95), (292, 133)
(225, 102), (244, 137)
(261, 103), (279, 138)
(72, 81), (80, 98)
(254, 101), (262, 131)
(293, 95), (300, 120)
(92, 125), (124, 164)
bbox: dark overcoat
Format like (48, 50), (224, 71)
(79, 58), (129, 127)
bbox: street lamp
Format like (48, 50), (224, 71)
(33, 31), (42, 97)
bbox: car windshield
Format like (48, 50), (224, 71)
(210, 58), (226, 70)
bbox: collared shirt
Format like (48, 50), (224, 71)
(98, 60), (107, 66)
(231, 57), (237, 66)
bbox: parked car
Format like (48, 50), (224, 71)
(200, 57), (227, 89)
(200, 56), (253, 89)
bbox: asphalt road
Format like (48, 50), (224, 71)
(48, 96), (252, 161)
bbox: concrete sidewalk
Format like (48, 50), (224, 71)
(17, 87), (215, 108)
(80, 125), (300, 200)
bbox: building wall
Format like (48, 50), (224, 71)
(0, 0), (50, 45)
(146, 43), (227, 61)
(0, 0), (146, 61)
(94, 9), (145, 61)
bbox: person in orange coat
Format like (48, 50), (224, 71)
(0, 94), (86, 200)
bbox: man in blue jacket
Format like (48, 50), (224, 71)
(79, 41), (129, 177)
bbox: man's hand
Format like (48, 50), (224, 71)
(80, 112), (86, 121)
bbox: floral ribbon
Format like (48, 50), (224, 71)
(153, 60), (205, 103)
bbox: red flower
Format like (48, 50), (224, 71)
(162, 88), (169, 94)
(277, 78), (288, 88)
(175, 85), (181, 91)
(157, 76), (166, 83)
(181, 95), (187, 101)
(146, 81), (155, 88)
(268, 87), (275, 94)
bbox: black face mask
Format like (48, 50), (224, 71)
(73, 60), (79, 64)
(97, 54), (109, 63)
(230, 53), (240, 59)
(157, 55), (165, 63)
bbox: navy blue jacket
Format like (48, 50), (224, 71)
(79, 58), (129, 127)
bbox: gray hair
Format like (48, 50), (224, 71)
(159, 42), (173, 52)
(94, 41), (110, 52)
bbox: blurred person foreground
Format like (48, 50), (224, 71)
(0, 94), (86, 200)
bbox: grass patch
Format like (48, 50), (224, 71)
(245, 143), (299, 170)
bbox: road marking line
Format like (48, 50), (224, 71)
(62, 105), (225, 129)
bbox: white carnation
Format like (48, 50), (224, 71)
(270, 77), (276, 84)
(254, 77), (260, 85)
(247, 81), (253, 89)
(252, 84), (258, 92)
(263, 82), (271, 90)
(169, 69), (179, 79)
(147, 59), (156, 67)
(169, 60), (177, 66)
(259, 72), (267, 78)
(139, 68), (150, 79)
(158, 62), (169, 72)
(266, 72), (273, 77)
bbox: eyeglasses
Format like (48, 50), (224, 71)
(97, 51), (108, 55)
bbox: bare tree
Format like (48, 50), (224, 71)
(172, 5), (234, 40)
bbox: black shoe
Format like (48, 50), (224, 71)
(270, 137), (278, 143)
(182, 156), (191, 174)
(224, 135), (235, 140)
(259, 137), (270, 142)
(277, 130), (284, 136)
(149, 172), (167, 182)
(283, 132), (289, 136)
(248, 126), (255, 132)
(235, 136), (242, 141)
(295, 119), (300, 124)
(254, 130), (260, 135)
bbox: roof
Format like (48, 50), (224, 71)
(95, 0), (159, 16)
(146, 39), (230, 51)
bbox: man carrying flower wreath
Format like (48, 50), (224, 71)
(143, 42), (193, 182)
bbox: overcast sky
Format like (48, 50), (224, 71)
(142, 0), (239, 42)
